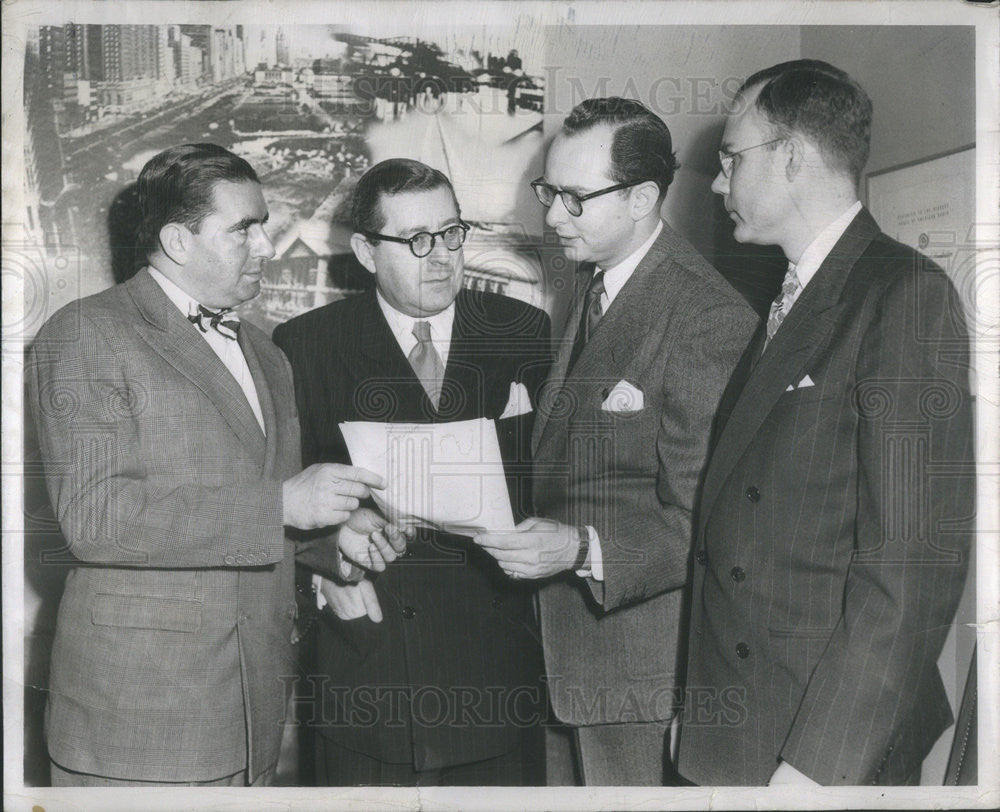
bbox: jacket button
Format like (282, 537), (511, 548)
(695, 551), (707, 566)
(402, 606), (416, 619)
(736, 642), (750, 659)
(745, 486), (760, 502)
(224, 555), (235, 565)
(491, 597), (503, 608)
(730, 566), (745, 582)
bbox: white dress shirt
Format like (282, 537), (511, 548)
(578, 219), (663, 582)
(147, 265), (265, 434)
(375, 289), (456, 370)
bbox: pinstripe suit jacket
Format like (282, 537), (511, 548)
(27, 268), (302, 782)
(274, 288), (551, 770)
(679, 209), (975, 785)
(531, 223), (758, 728)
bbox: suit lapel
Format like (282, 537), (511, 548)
(533, 224), (677, 454)
(240, 330), (278, 474)
(126, 268), (267, 460)
(698, 209), (880, 527)
(347, 290), (434, 419)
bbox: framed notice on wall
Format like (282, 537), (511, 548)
(865, 144), (977, 317)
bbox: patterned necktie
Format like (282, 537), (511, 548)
(188, 304), (241, 340)
(764, 263), (802, 348)
(568, 270), (606, 372)
(408, 320), (445, 409)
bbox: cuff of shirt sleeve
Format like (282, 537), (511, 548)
(575, 526), (603, 581)
(312, 573), (327, 610)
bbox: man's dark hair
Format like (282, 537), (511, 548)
(740, 59), (873, 184)
(562, 97), (680, 202)
(137, 143), (259, 255)
(351, 158), (460, 238)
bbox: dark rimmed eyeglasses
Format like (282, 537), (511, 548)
(530, 177), (649, 217)
(363, 220), (470, 258)
(718, 138), (784, 178)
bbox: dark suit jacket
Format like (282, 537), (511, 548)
(26, 268), (302, 782)
(273, 288), (551, 770)
(531, 223), (759, 727)
(679, 209), (975, 785)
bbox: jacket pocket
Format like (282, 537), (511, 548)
(92, 593), (202, 632)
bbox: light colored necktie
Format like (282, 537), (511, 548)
(408, 320), (445, 409)
(568, 269), (606, 372)
(764, 263), (802, 348)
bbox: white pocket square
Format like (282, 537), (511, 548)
(601, 380), (644, 412)
(499, 381), (533, 419)
(786, 374), (816, 391)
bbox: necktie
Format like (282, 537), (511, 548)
(188, 304), (241, 340)
(408, 320), (445, 409)
(764, 263), (802, 349)
(568, 270), (606, 372)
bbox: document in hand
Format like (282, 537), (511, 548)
(339, 418), (515, 537)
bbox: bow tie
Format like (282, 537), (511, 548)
(187, 305), (241, 340)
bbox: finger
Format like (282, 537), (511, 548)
(369, 533), (400, 566)
(360, 580), (383, 623)
(382, 525), (409, 553)
(324, 476), (371, 500)
(365, 543), (387, 573)
(325, 494), (361, 514)
(474, 533), (533, 552)
(514, 516), (547, 531)
(333, 464), (386, 490)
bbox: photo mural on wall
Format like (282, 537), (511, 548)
(23, 23), (548, 335)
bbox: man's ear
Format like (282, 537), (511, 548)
(158, 222), (189, 266)
(629, 180), (661, 221)
(351, 232), (378, 276)
(783, 136), (806, 182)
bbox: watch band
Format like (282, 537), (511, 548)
(572, 525), (591, 571)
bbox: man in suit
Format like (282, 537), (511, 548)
(475, 98), (759, 785)
(273, 158), (551, 786)
(27, 144), (402, 786)
(678, 60), (974, 786)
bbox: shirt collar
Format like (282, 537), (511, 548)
(376, 289), (456, 356)
(793, 201), (863, 291)
(147, 264), (205, 318)
(599, 220), (663, 306)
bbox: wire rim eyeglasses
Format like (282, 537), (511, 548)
(530, 177), (650, 217)
(363, 220), (470, 258)
(718, 138), (784, 178)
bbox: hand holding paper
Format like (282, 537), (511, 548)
(474, 517), (583, 579)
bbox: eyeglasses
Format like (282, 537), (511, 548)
(718, 138), (784, 178)
(363, 220), (470, 258)
(530, 177), (648, 217)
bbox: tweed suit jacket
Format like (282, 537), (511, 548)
(679, 209), (975, 785)
(531, 223), (759, 727)
(27, 267), (303, 783)
(273, 288), (552, 770)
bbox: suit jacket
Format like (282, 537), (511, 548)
(273, 288), (551, 770)
(679, 208), (974, 785)
(26, 268), (303, 782)
(532, 223), (758, 727)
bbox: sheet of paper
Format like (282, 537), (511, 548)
(339, 418), (514, 536)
